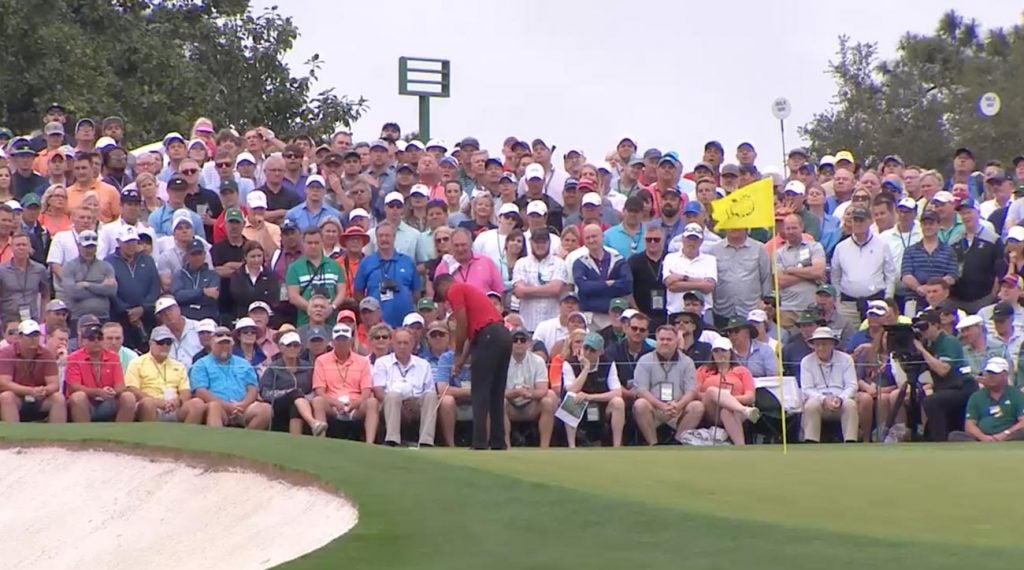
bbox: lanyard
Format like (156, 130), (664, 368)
(456, 259), (475, 282)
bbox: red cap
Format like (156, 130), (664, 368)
(338, 309), (357, 322)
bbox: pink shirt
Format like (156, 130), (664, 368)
(435, 253), (504, 295)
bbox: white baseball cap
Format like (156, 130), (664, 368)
(305, 174), (326, 188)
(18, 319), (41, 336)
(384, 191), (405, 205)
(620, 308), (639, 321)
(956, 314), (984, 330)
(234, 317), (257, 330)
(525, 163), (545, 181)
(897, 197), (918, 210)
(681, 223), (704, 239)
(246, 190), (268, 209)
(405, 140), (424, 151)
(279, 331), (301, 346)
(162, 132), (186, 147)
(349, 208), (370, 220)
(747, 309), (768, 323)
(1008, 226), (1024, 242)
(581, 192), (602, 207)
(95, 136), (118, 150)
(332, 323), (354, 340)
(234, 151), (256, 166)
(171, 209), (194, 229)
(403, 313), (425, 327)
(931, 190), (954, 204)
(711, 337), (733, 352)
(985, 357), (1010, 374)
(819, 155), (836, 167)
(498, 203), (520, 217)
(425, 139), (447, 151)
(5, 199), (23, 211)
(155, 296), (178, 314)
(117, 225), (140, 243)
(248, 301), (273, 316)
(410, 184), (430, 198)
(197, 318), (218, 333)
(783, 180), (806, 195)
(526, 200), (548, 216)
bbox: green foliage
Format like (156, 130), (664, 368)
(0, 0), (367, 145)
(801, 10), (1024, 171)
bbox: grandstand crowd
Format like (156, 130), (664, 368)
(0, 106), (1022, 446)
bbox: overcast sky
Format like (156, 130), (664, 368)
(257, 1), (1021, 170)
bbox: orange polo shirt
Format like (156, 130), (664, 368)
(312, 349), (372, 401)
(67, 179), (121, 222)
(33, 148), (62, 175)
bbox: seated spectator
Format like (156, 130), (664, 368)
(246, 301), (279, 359)
(366, 322), (392, 364)
(748, 309), (780, 352)
(312, 323), (379, 442)
(233, 317), (268, 375)
(40, 299), (69, 338)
(0, 320), (66, 423)
(190, 326), (272, 429)
(61, 230), (117, 322)
(562, 332), (626, 448)
(171, 238), (220, 321)
(532, 292), (580, 355)
(229, 241), (281, 321)
(957, 314), (1008, 380)
(696, 337), (760, 446)
(674, 311), (712, 366)
(548, 328), (585, 392)
(124, 329), (206, 424)
(548, 310), (589, 359)
(504, 326), (558, 448)
(190, 318), (217, 363)
(853, 330), (897, 442)
(65, 320), (135, 423)
(427, 322), (472, 447)
(633, 325), (704, 445)
(102, 322), (139, 374)
(721, 317), (778, 378)
(372, 328), (438, 447)
(605, 311), (655, 400)
(800, 327), (858, 443)
(948, 357), (1024, 442)
(259, 330), (326, 436)
(782, 310), (825, 377)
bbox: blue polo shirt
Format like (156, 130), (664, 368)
(603, 223), (645, 259)
(284, 202), (343, 232)
(189, 353), (257, 402)
(148, 205), (208, 240)
(353, 252), (421, 328)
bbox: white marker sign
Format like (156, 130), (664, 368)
(771, 97), (792, 120)
(979, 92), (1001, 117)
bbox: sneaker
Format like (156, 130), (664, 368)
(744, 406), (761, 423)
(311, 421), (328, 437)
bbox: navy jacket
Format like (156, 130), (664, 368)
(572, 249), (633, 313)
(171, 262), (220, 321)
(106, 251), (161, 316)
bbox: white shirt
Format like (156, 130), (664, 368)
(524, 230), (562, 258)
(154, 236), (213, 277)
(667, 228), (721, 255)
(561, 244), (616, 285)
(880, 223), (923, 277)
(661, 250), (718, 314)
(507, 352), (549, 406)
(979, 198), (1005, 221)
(833, 200), (851, 222)
(473, 228), (510, 262)
(372, 353), (433, 398)
(605, 190), (627, 213)
(97, 218), (148, 260)
(561, 360), (621, 391)
(512, 254), (568, 331)
(532, 317), (567, 355)
(123, 179), (169, 202)
(46, 228), (83, 297)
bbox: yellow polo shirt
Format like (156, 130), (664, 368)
(124, 353), (189, 398)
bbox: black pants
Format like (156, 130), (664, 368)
(470, 322), (512, 449)
(923, 385), (975, 442)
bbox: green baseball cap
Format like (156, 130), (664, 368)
(722, 316), (756, 333)
(583, 332), (605, 351)
(20, 193), (41, 208)
(609, 297), (628, 312)
(682, 290), (706, 303)
(224, 208), (244, 223)
(815, 284), (837, 298)
(417, 298), (436, 311)
(796, 310), (823, 325)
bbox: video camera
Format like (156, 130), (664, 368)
(883, 323), (923, 363)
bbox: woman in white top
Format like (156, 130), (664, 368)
(473, 203), (522, 261)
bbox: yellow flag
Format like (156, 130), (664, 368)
(710, 177), (775, 230)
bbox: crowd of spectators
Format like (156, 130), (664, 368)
(0, 107), (1022, 446)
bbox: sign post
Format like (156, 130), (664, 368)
(771, 97), (792, 166)
(398, 57), (451, 142)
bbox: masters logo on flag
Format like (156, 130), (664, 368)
(710, 177), (775, 230)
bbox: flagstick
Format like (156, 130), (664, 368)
(771, 251), (789, 455)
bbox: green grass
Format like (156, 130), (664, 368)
(2, 424), (1021, 569)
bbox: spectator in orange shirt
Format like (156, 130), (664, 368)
(312, 323), (379, 442)
(695, 337), (759, 446)
(67, 152), (120, 223)
(32, 122), (67, 174)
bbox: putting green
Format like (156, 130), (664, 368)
(2, 424), (1020, 570)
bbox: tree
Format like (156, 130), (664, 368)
(801, 10), (1024, 172)
(0, 0), (367, 146)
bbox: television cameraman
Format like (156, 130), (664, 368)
(910, 309), (976, 441)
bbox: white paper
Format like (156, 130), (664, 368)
(555, 392), (588, 428)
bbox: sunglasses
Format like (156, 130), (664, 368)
(180, 169), (199, 175)
(629, 325), (647, 333)
(283, 342), (301, 348)
(435, 236), (451, 243)
(386, 203), (404, 209)
(215, 162), (232, 168)
(239, 328), (257, 335)
(428, 331), (448, 339)
(284, 153), (301, 159)
(83, 333), (103, 341)
(373, 334), (390, 340)
(645, 237), (662, 243)
(513, 336), (530, 344)
(154, 338), (174, 346)
(5, 329), (17, 335)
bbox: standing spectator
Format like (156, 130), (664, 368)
(372, 328), (438, 447)
(830, 206), (896, 324)
(662, 223), (717, 324)
(633, 325), (704, 445)
(435, 228), (504, 294)
(241, 191), (281, 254)
(20, 192), (49, 265)
(676, 310), (713, 366)
(0, 232), (49, 323)
(106, 226), (160, 351)
(799, 327), (858, 443)
(259, 330), (326, 436)
(148, 175), (205, 239)
(472, 202), (522, 263)
(931, 191), (964, 245)
(900, 210), (958, 307)
(229, 241), (280, 321)
(775, 214), (826, 329)
(952, 197), (1005, 313)
(285, 175), (342, 232)
(8, 141), (48, 198)
(708, 229), (771, 327)
(67, 152), (120, 223)
(0, 320), (65, 423)
(354, 222), (420, 328)
(124, 328), (206, 424)
(881, 197), (923, 311)
(628, 223), (668, 330)
(285, 228), (345, 325)
(60, 230), (116, 322)
(514, 163), (564, 232)
(948, 357), (1024, 442)
(255, 155), (301, 225)
(512, 230), (567, 332)
(171, 238), (220, 321)
(311, 324), (379, 442)
(96, 187), (145, 259)
(154, 211), (212, 288)
(603, 196), (645, 260)
(211, 208), (248, 318)
(269, 219), (302, 325)
(152, 296), (203, 364)
(190, 326), (272, 429)
(46, 207), (94, 296)
(374, 191), (424, 261)
(65, 320), (135, 423)
(573, 224), (632, 328)
(652, 183), (685, 247)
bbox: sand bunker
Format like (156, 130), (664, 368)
(0, 447), (357, 569)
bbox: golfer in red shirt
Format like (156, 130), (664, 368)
(434, 274), (512, 449)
